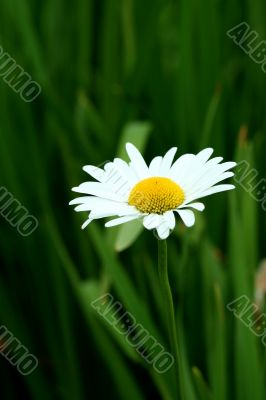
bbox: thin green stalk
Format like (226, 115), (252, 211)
(157, 239), (184, 400)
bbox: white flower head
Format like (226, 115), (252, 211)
(69, 143), (236, 239)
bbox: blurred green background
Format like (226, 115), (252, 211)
(0, 0), (266, 399)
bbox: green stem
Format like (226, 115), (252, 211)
(157, 239), (183, 400)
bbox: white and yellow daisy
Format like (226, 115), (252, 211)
(70, 143), (236, 239)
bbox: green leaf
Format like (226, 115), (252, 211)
(117, 121), (152, 160)
(192, 367), (213, 400)
(115, 219), (144, 252)
(109, 121), (152, 250)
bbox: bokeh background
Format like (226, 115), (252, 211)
(0, 0), (266, 399)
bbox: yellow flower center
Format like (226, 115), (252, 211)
(128, 177), (185, 214)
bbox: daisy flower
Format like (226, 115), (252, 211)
(69, 143), (236, 239)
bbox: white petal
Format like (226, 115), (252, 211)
(195, 148), (214, 164)
(160, 147), (178, 174)
(81, 219), (93, 229)
(143, 214), (162, 230)
(170, 154), (195, 173)
(72, 182), (126, 202)
(105, 214), (141, 227)
(192, 162), (235, 186)
(179, 151), (209, 182)
(83, 165), (105, 182)
(181, 156), (224, 190)
(89, 204), (139, 219)
(179, 149), (215, 189)
(74, 202), (100, 212)
(194, 184), (235, 198)
(102, 162), (133, 196)
(70, 197), (123, 212)
(175, 209), (195, 227)
(186, 171), (234, 199)
(182, 157), (236, 203)
(113, 158), (138, 185)
(148, 156), (163, 176)
(101, 163), (120, 185)
(156, 223), (170, 239)
(126, 143), (149, 178)
(179, 202), (205, 211)
(218, 161), (236, 171)
(69, 196), (92, 206)
(169, 154), (196, 184)
(163, 210), (175, 229)
(202, 171), (234, 187)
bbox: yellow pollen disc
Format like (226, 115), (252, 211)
(128, 177), (185, 214)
